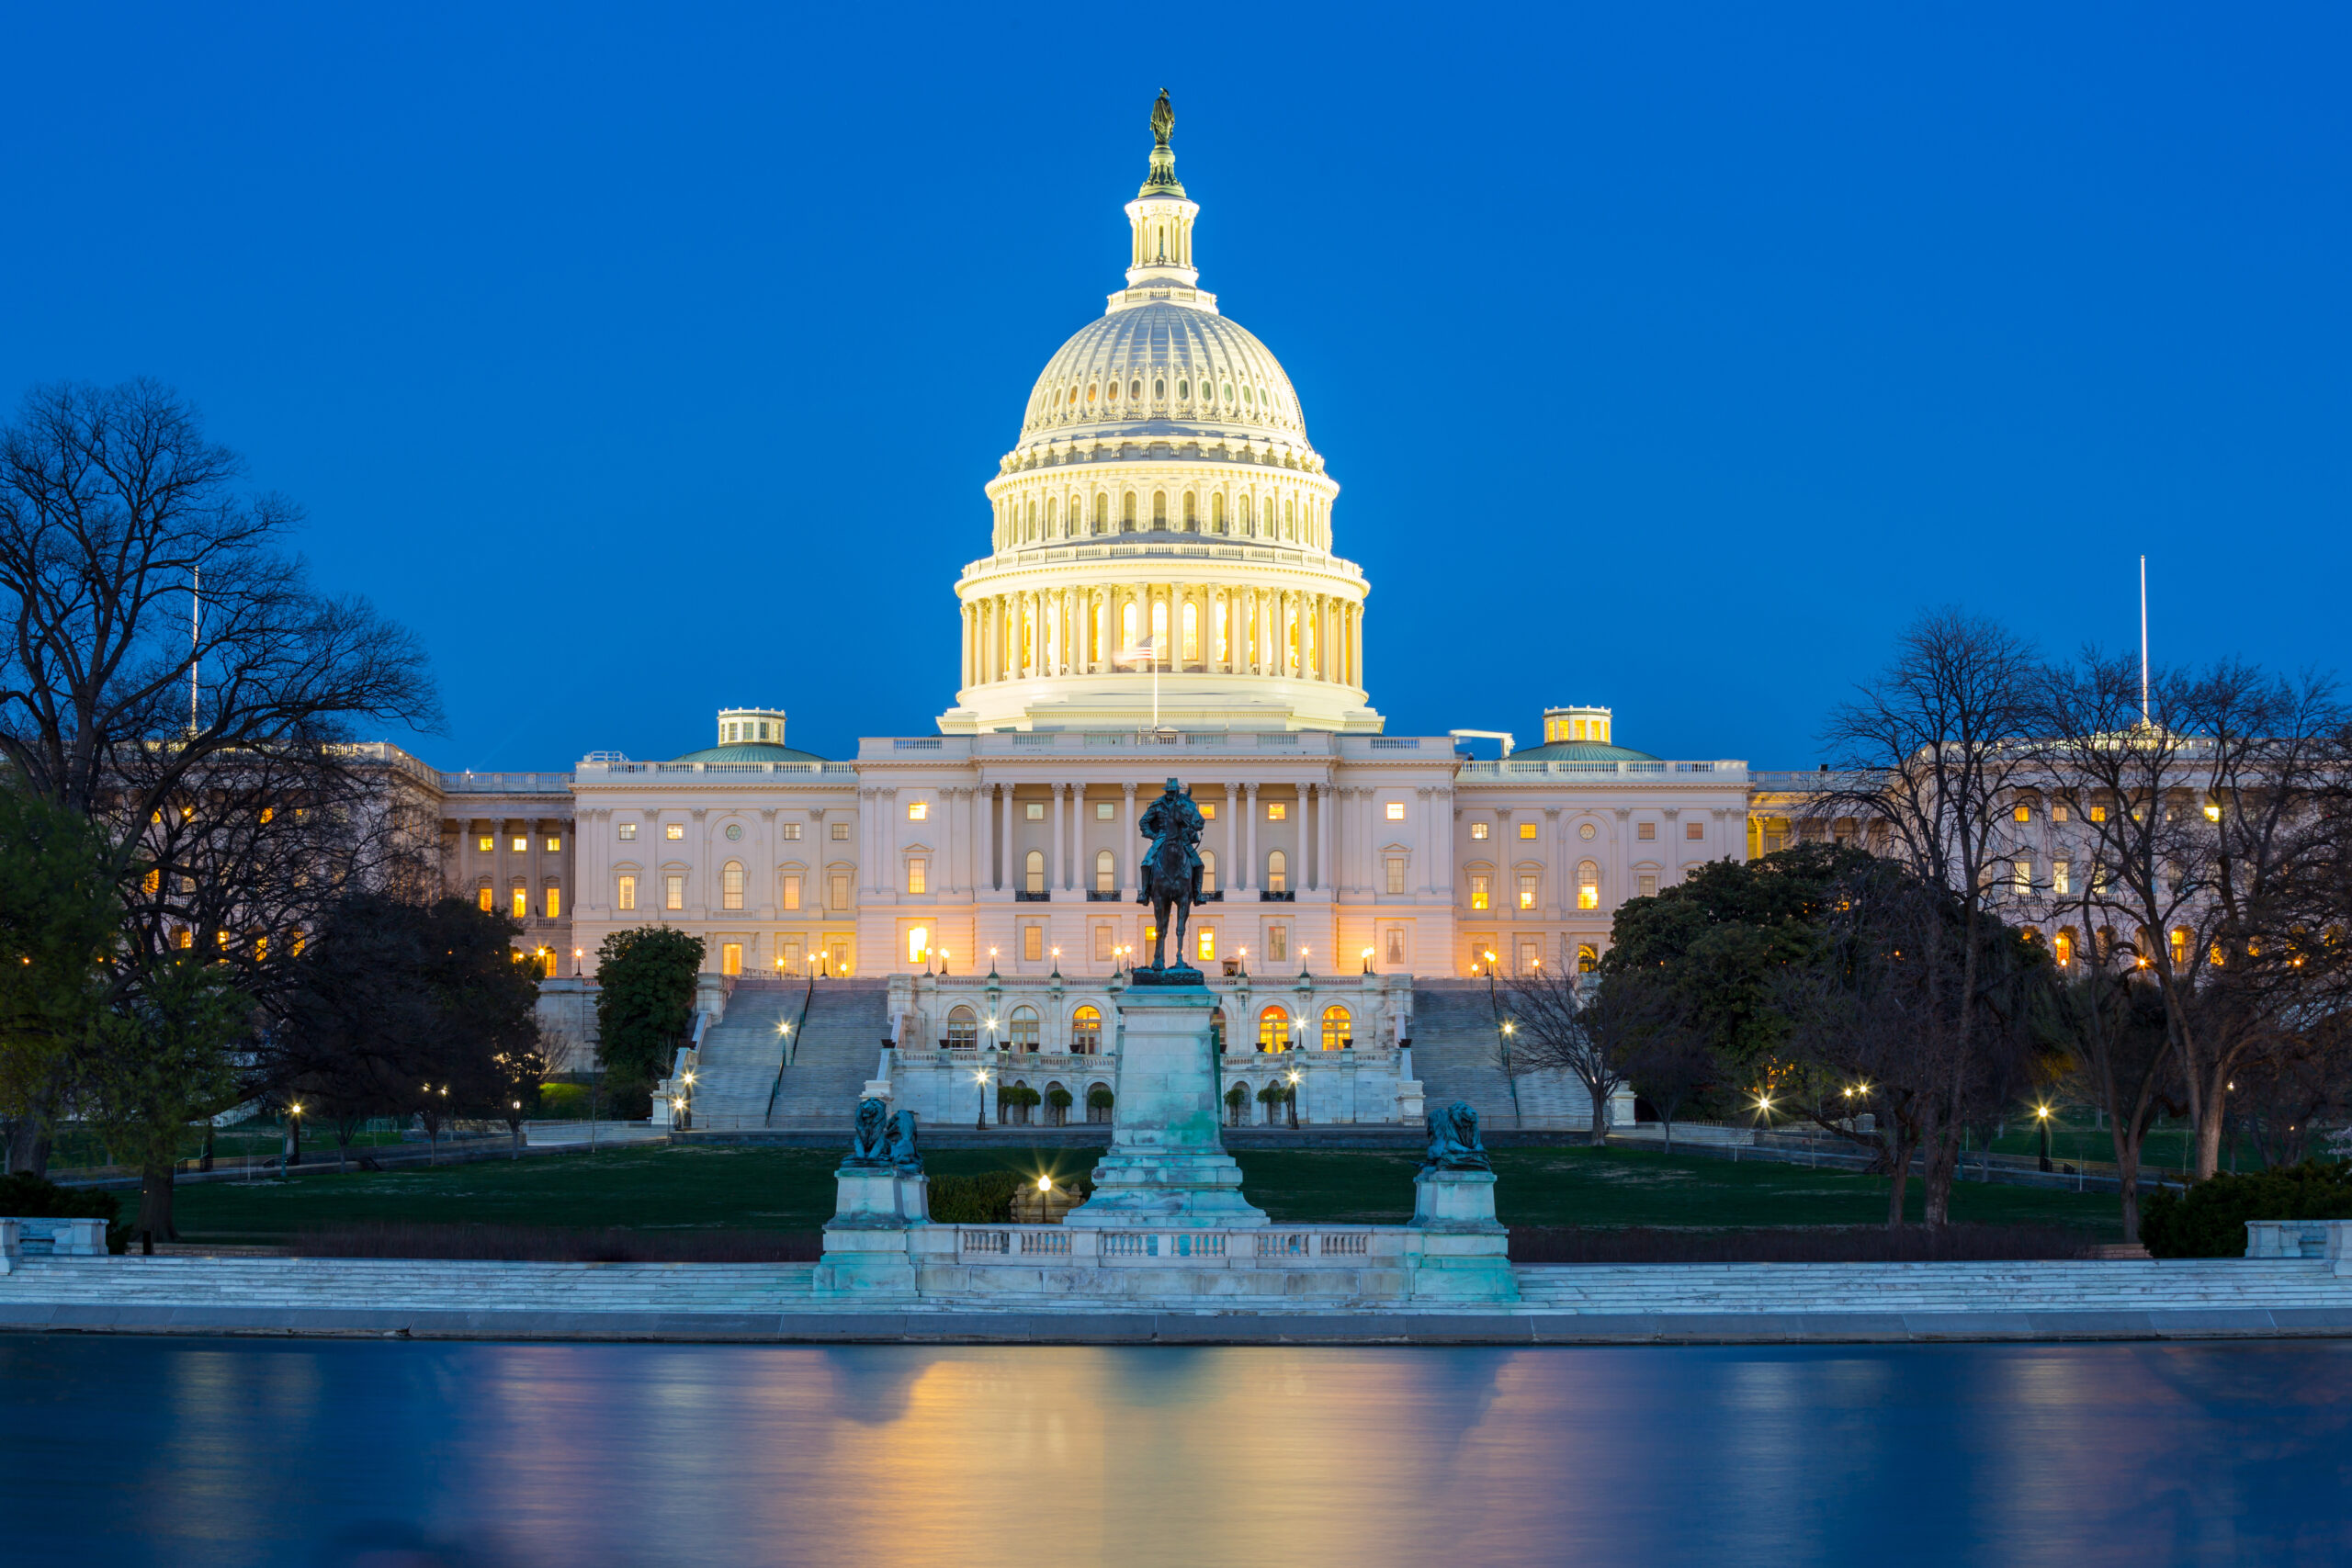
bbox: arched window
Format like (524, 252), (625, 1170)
(1046, 496), (1057, 534)
(1129, 378), (1141, 400)
(1200, 848), (1216, 895)
(946, 1005), (978, 1049)
(1182, 601), (1199, 661)
(1153, 491), (1168, 527)
(1154, 378), (1166, 399)
(1107, 379), (1120, 401)
(1182, 492), (1196, 529)
(1096, 849), (1115, 894)
(2054, 928), (2075, 966)
(477, 879), (493, 914)
(511, 883), (528, 920)
(1267, 849), (1287, 894)
(1212, 492), (1226, 532)
(722, 860), (744, 911)
(1258, 1004), (1290, 1052)
(1071, 1005), (1102, 1053)
(1577, 861), (1600, 910)
(1123, 491), (1137, 527)
(1285, 498), (1296, 538)
(1177, 378), (1190, 400)
(1122, 601), (1137, 650)
(1094, 493), (1109, 532)
(1320, 1005), (1351, 1051)
(1011, 1005), (1039, 1051)
(1024, 849), (1045, 894)
(1577, 944), (1600, 974)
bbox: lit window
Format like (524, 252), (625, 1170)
(666, 824), (684, 840)
(1321, 1006), (1351, 1051)
(1577, 862), (1600, 910)
(2088, 806), (2107, 823)
(1200, 802), (1216, 820)
(2013, 860), (2032, 896)
(783, 874), (801, 910)
(829, 874), (850, 909)
(1385, 801), (1406, 821)
(1637, 822), (1656, 841)
(2014, 805), (2032, 823)
(829, 941), (849, 975)
(1470, 874), (1489, 911)
(2052, 805), (2070, 824)
(1258, 1005), (1290, 1051)
(1096, 802), (1114, 819)
(1197, 928), (1216, 963)
(1096, 850), (1115, 893)
(618, 823), (638, 840)
(1519, 822), (1537, 840)
(1386, 857), (1407, 895)
(2170, 928), (2191, 966)
(617, 875), (637, 911)
(1638, 873), (1658, 897)
(1072, 1006), (1102, 1053)
(545, 886), (560, 919)
(723, 861), (746, 910)
(1518, 875), (1537, 910)
(665, 875), (684, 911)
(1023, 925), (1044, 962)
(1579, 823), (1597, 840)
(1025, 802), (1045, 820)
(477, 835), (493, 852)
(720, 942), (741, 976)
(1266, 850), (1287, 893)
(477, 884), (493, 913)
(512, 836), (527, 853)
(907, 927), (930, 964)
(831, 821), (850, 840)
(546, 836), (562, 852)
(512, 886), (528, 919)
(782, 822), (801, 840)
(1686, 821), (1704, 840)
(2054, 929), (2075, 964)
(1266, 802), (1286, 821)
(1024, 850), (1045, 894)
(906, 858), (927, 896)
(2052, 860), (2071, 896)
(908, 801), (928, 821)
(1577, 944), (1600, 974)
(1470, 822), (1489, 840)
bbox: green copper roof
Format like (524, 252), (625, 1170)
(668, 741), (829, 765)
(1506, 739), (1662, 763)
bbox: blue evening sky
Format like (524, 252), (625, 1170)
(3, 4), (2344, 770)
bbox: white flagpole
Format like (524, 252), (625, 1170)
(2138, 554), (2149, 727)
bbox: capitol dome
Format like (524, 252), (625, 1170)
(940, 93), (1378, 738)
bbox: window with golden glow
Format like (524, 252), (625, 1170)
(1200, 850), (1216, 895)
(1266, 802), (1286, 821)
(1470, 874), (1489, 910)
(1519, 822), (1537, 840)
(906, 927), (930, 964)
(545, 886), (560, 919)
(511, 836), (527, 853)
(617, 875), (637, 911)
(1386, 801), (1406, 820)
(546, 836), (561, 852)
(1071, 1006), (1102, 1053)
(1200, 802), (1216, 820)
(2013, 860), (2032, 896)
(618, 822), (638, 840)
(1577, 862), (1600, 910)
(665, 874), (685, 912)
(2052, 860), (2071, 896)
(2088, 805), (2107, 823)
(477, 884), (493, 913)
(905, 858), (927, 896)
(1258, 1005), (1290, 1052)
(908, 801), (928, 821)
(1321, 1006), (1351, 1051)
(721, 942), (742, 976)
(1197, 927), (1216, 963)
(1470, 821), (1489, 840)
(2014, 804), (2032, 822)
(1024, 850), (1045, 894)
(831, 821), (850, 840)
(1023, 924), (1044, 962)
(782, 874), (801, 910)
(1266, 850), (1287, 894)
(1096, 849), (1115, 894)
(1518, 874), (1537, 910)
(666, 823), (684, 840)
(477, 834), (493, 852)
(511, 886), (528, 919)
(1577, 944), (1600, 974)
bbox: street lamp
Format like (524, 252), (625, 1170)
(1362, 945), (1375, 975)
(1298, 944), (1310, 977)
(2035, 1102), (2055, 1172)
(282, 1100), (303, 1178)
(573, 945), (583, 977)
(972, 1066), (992, 1130)
(1285, 1066), (1303, 1129)
(938, 947), (950, 976)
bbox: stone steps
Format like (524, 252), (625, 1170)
(769, 980), (888, 1128)
(689, 989), (799, 1124)
(1410, 982), (1595, 1129)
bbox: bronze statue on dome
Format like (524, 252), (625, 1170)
(1150, 88), (1174, 148)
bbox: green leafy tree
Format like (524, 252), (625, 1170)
(0, 789), (122, 1171)
(593, 927), (704, 1116)
(88, 955), (250, 1247)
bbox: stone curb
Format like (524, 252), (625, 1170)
(3, 1303), (2348, 1346)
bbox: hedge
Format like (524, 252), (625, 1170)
(2139, 1160), (2352, 1258)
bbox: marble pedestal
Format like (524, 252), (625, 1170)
(1067, 980), (1267, 1229)
(814, 1166), (931, 1296)
(1405, 1169), (1518, 1302)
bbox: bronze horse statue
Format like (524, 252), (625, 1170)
(1136, 778), (1205, 975)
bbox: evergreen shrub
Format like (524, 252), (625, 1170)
(2139, 1160), (2352, 1258)
(0, 1173), (129, 1253)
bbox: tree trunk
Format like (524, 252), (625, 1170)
(1885, 1131), (1919, 1228)
(2192, 1066), (2229, 1181)
(1921, 1122), (1963, 1227)
(135, 1158), (177, 1247)
(1587, 1077), (1609, 1145)
(2109, 1120), (2144, 1244)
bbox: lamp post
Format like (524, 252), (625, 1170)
(1285, 1066), (1302, 1130)
(574, 945), (583, 978)
(2035, 1102), (2054, 1172)
(1362, 945), (1375, 976)
(973, 1066), (991, 1130)
(281, 1101), (302, 1179)
(679, 1069), (695, 1131)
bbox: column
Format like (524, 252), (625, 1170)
(1317, 781), (1334, 892)
(1224, 782), (1238, 895)
(1050, 783), (1066, 894)
(875, 796), (894, 899)
(1069, 782), (1085, 890)
(997, 784), (1012, 891)
(1417, 787), (1436, 895)
(1242, 783), (1259, 892)
(1120, 782), (1137, 896)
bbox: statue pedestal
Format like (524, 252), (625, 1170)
(814, 1164), (927, 1296)
(1406, 1169), (1517, 1301)
(1068, 981), (1266, 1228)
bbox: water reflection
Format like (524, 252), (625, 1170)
(1, 1337), (2346, 1567)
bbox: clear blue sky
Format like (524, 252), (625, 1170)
(4, 3), (2344, 770)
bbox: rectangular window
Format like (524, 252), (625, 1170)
(830, 874), (850, 910)
(1023, 924), (1044, 962)
(1266, 802), (1286, 821)
(721, 942), (742, 976)
(1638, 873), (1658, 897)
(617, 875), (638, 911)
(1385, 929), (1405, 965)
(2052, 804), (2070, 824)
(1385, 801), (1406, 821)
(1025, 802), (1045, 820)
(722, 863), (744, 910)
(1095, 925), (1114, 962)
(1470, 822), (1489, 840)
(1385, 856), (1407, 895)
(2052, 860), (2071, 896)
(618, 822), (638, 840)
(477, 834), (493, 852)
(1470, 874), (1489, 911)
(782, 938), (803, 975)
(1518, 822), (1537, 840)
(545, 886), (560, 919)
(1197, 927), (1216, 963)
(512, 886), (528, 919)
(782, 822), (802, 840)
(1200, 802), (1216, 820)
(908, 801), (928, 820)
(783, 874), (802, 910)
(831, 821), (851, 840)
(906, 858), (928, 895)
(512, 836), (528, 853)
(546, 836), (562, 852)
(477, 886), (493, 913)
(829, 940), (850, 976)
(1518, 874), (1537, 910)
(666, 823), (684, 840)
(1096, 802), (1114, 819)
(665, 874), (684, 911)
(2014, 859), (2032, 896)
(1686, 821), (1704, 840)
(2014, 804), (2032, 822)
(2088, 805), (2107, 823)
(1637, 822), (1657, 841)
(1268, 926), (1288, 963)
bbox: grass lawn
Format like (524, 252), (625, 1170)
(169, 1141), (2125, 1244)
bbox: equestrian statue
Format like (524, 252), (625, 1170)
(1135, 777), (1205, 980)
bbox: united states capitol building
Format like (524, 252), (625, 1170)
(389, 103), (1824, 1129)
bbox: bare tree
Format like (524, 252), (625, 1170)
(1498, 964), (1654, 1142)
(1815, 609), (2044, 1224)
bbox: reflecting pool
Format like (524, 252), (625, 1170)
(2, 1337), (2347, 1566)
